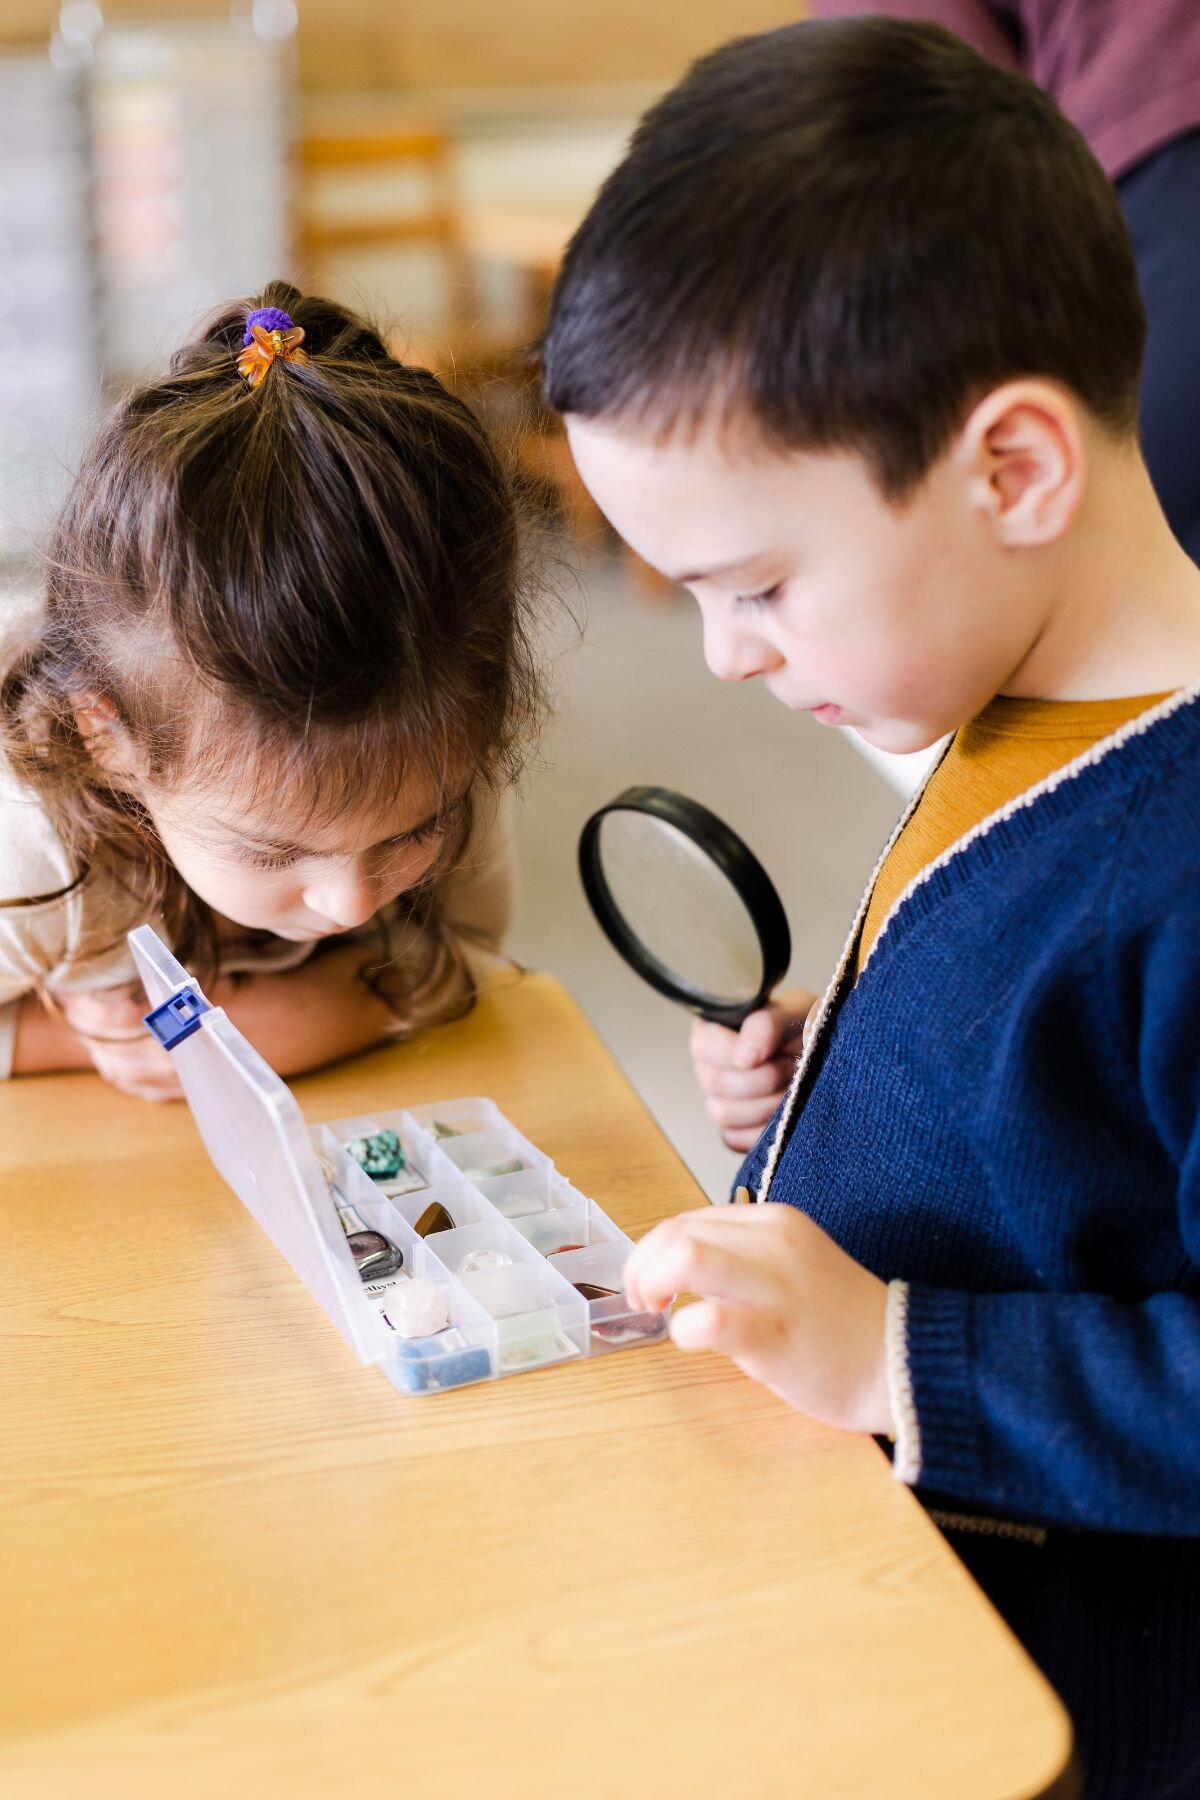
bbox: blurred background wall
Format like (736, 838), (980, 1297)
(1, 0), (808, 548)
(4, 1), (802, 87)
(0, 1), (923, 1199)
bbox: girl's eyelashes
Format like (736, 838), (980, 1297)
(401, 793), (469, 849)
(244, 848), (301, 871)
(734, 582), (783, 609)
(238, 798), (466, 872)
(402, 814), (450, 849)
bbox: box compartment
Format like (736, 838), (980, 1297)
(127, 924), (671, 1397)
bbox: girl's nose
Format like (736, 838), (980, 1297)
(303, 863), (381, 931)
(702, 617), (782, 684)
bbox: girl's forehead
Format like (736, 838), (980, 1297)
(165, 766), (468, 857)
(150, 695), (477, 851)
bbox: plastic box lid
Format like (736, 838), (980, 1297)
(128, 924), (377, 1363)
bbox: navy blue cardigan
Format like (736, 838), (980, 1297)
(736, 687), (1200, 1534)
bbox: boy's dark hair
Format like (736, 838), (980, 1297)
(2, 279), (541, 1005)
(542, 18), (1147, 497)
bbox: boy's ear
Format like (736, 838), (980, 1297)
(957, 381), (1085, 547)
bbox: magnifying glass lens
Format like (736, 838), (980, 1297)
(579, 787), (791, 1026)
(595, 811), (766, 1009)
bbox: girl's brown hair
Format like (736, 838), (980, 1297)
(1, 279), (542, 1016)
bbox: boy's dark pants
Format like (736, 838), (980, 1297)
(1117, 126), (1200, 566)
(926, 1504), (1200, 1798)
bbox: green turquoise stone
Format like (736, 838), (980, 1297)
(346, 1129), (406, 1181)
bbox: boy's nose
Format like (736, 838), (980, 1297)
(702, 618), (781, 684)
(303, 864), (381, 931)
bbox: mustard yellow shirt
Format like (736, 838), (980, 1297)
(855, 692), (1174, 975)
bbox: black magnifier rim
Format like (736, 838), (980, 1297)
(578, 785), (791, 1027)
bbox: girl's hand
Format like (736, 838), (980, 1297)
(57, 986), (182, 1101)
(690, 986), (817, 1151)
(622, 1201), (894, 1435)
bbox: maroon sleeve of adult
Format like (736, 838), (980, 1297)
(807, 0), (1022, 70)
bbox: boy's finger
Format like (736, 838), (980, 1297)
(623, 1206), (777, 1301)
(626, 1202), (775, 1262)
(623, 1215), (781, 1312)
(733, 1007), (786, 1069)
(690, 1016), (742, 1067)
(705, 1091), (787, 1132)
(668, 1298), (778, 1361)
(695, 1056), (794, 1102)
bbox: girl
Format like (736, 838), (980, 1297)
(0, 281), (541, 1099)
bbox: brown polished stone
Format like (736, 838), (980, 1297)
(413, 1201), (456, 1238)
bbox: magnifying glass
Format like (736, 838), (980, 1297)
(578, 786), (791, 1029)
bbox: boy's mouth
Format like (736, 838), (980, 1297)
(809, 704), (843, 725)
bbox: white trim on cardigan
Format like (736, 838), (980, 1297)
(755, 735), (951, 1201)
(858, 682), (1200, 980)
(885, 1280), (921, 1484)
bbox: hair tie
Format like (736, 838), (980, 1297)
(238, 307), (309, 388)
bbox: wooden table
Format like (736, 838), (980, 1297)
(0, 973), (1072, 1799)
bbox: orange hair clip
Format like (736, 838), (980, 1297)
(237, 308), (309, 389)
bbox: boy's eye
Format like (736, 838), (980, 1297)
(735, 583), (783, 609)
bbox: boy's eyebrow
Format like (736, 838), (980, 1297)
(232, 790), (471, 857)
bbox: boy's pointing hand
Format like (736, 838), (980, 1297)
(623, 1201), (894, 1435)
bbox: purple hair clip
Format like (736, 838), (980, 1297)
(238, 307), (308, 388)
(243, 306), (297, 345)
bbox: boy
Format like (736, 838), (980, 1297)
(542, 20), (1200, 1798)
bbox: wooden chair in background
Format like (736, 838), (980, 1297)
(295, 120), (671, 592)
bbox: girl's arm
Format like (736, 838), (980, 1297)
(215, 937), (425, 1077)
(40, 936), (461, 1101)
(10, 993), (95, 1074)
(13, 904), (504, 1096)
(12, 796), (518, 1093)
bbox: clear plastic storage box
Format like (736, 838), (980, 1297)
(129, 925), (669, 1396)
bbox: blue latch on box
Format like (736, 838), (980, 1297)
(143, 985), (210, 1051)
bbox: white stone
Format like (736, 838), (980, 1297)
(382, 1277), (449, 1339)
(456, 1248), (514, 1277)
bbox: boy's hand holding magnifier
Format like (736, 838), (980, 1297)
(690, 986), (817, 1151)
(578, 788), (894, 1434)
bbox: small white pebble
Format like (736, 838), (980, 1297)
(382, 1277), (450, 1339)
(456, 1248), (514, 1276)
